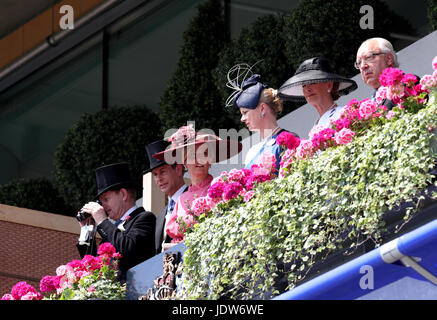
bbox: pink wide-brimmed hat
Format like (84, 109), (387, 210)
(152, 124), (242, 165)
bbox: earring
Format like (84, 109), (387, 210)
(261, 112), (265, 118)
(327, 89), (331, 93)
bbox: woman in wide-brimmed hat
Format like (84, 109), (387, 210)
(153, 124), (242, 246)
(226, 64), (299, 173)
(278, 57), (357, 128)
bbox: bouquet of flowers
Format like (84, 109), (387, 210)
(2, 243), (125, 300)
(278, 56), (437, 178)
(175, 151), (278, 235)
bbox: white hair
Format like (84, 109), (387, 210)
(361, 37), (399, 68)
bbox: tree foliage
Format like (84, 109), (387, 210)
(54, 106), (162, 212)
(214, 14), (302, 119)
(429, 0), (437, 31)
(283, 0), (414, 79)
(158, 0), (237, 135)
(0, 177), (74, 216)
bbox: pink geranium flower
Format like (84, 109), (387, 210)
(401, 73), (418, 87)
(295, 139), (313, 159)
(259, 151), (277, 172)
(420, 74), (437, 90)
(432, 56), (437, 71)
(40, 275), (61, 293)
(374, 86), (388, 105)
(243, 190), (255, 202)
(334, 128), (355, 145)
(190, 196), (213, 216)
(177, 210), (195, 229)
(379, 68), (404, 87)
(276, 131), (301, 150)
(10, 281), (41, 300)
(223, 182), (244, 201)
(358, 99), (378, 120)
(97, 242), (116, 257)
(386, 110), (397, 120)
(207, 181), (226, 200)
(228, 168), (246, 183)
(309, 126), (335, 150)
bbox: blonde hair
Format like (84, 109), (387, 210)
(259, 88), (283, 117)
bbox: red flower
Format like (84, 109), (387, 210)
(97, 242), (116, 257)
(276, 131), (301, 150)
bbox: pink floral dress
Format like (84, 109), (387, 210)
(165, 174), (213, 243)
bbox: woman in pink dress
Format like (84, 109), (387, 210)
(153, 124), (241, 248)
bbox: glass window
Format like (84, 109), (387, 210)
(0, 33), (103, 184)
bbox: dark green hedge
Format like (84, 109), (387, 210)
(214, 14), (302, 118)
(158, 0), (240, 134)
(283, 0), (414, 79)
(0, 178), (74, 216)
(214, 0), (413, 117)
(429, 0), (437, 31)
(53, 105), (162, 212)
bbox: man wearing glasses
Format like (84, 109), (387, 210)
(355, 37), (399, 109)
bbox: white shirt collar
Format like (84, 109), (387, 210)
(120, 205), (138, 221)
(169, 184), (187, 204)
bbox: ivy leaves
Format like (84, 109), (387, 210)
(180, 95), (437, 300)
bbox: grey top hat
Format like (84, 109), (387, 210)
(278, 57), (357, 103)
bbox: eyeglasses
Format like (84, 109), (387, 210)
(354, 52), (387, 70)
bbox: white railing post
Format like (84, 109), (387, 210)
(142, 172), (166, 217)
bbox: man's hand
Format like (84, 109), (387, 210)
(80, 201), (107, 226)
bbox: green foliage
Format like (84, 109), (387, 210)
(214, 14), (302, 118)
(180, 93), (437, 300)
(54, 105), (162, 212)
(429, 0), (437, 31)
(213, 0), (413, 121)
(159, 0), (238, 134)
(0, 177), (74, 216)
(283, 0), (414, 78)
(56, 264), (125, 300)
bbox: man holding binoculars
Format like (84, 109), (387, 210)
(76, 162), (156, 283)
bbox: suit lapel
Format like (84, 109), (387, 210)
(120, 207), (144, 230)
(155, 206), (168, 251)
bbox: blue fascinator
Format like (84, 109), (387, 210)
(225, 63), (267, 110)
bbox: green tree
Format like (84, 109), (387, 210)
(284, 0), (414, 79)
(0, 177), (74, 216)
(158, 0), (237, 135)
(54, 106), (162, 212)
(429, 0), (437, 31)
(215, 14), (301, 120)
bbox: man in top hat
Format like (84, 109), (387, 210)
(145, 140), (187, 254)
(76, 162), (156, 283)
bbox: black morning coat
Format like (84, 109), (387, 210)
(77, 206), (156, 283)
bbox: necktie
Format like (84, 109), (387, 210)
(114, 219), (123, 227)
(168, 198), (175, 215)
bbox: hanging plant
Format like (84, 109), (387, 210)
(178, 59), (437, 300)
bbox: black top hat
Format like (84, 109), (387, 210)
(95, 162), (137, 199)
(278, 57), (357, 103)
(143, 140), (170, 174)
